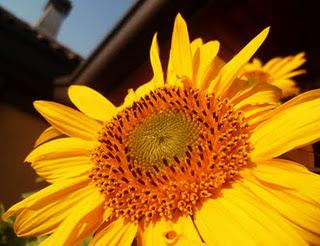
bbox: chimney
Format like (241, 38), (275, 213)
(34, 0), (72, 39)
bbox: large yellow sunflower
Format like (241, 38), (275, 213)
(241, 52), (306, 98)
(3, 14), (320, 246)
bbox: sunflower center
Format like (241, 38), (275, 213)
(89, 87), (251, 226)
(128, 110), (200, 169)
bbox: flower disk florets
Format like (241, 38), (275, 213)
(89, 87), (251, 226)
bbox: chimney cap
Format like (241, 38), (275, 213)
(45, 0), (72, 15)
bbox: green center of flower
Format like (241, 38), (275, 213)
(128, 110), (200, 168)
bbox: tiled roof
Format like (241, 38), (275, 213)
(0, 5), (81, 62)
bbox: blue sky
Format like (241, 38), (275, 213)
(0, 0), (134, 57)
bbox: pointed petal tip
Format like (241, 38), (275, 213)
(176, 12), (183, 19)
(150, 32), (159, 50)
(175, 12), (186, 26)
(152, 32), (158, 40)
(33, 100), (49, 112)
(167, 12), (192, 83)
(298, 51), (306, 57)
(258, 26), (270, 41)
(24, 153), (32, 163)
(2, 203), (21, 222)
(2, 210), (10, 222)
(33, 100), (43, 108)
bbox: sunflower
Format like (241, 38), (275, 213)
(241, 52), (306, 98)
(3, 14), (320, 246)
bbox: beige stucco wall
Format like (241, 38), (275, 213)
(0, 102), (47, 208)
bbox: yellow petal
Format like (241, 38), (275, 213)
(220, 185), (307, 245)
(263, 57), (283, 71)
(14, 185), (95, 237)
(34, 101), (101, 140)
(242, 53), (305, 98)
(41, 189), (105, 246)
(190, 38), (203, 57)
(241, 177), (320, 238)
(122, 88), (136, 108)
(232, 82), (281, 110)
(121, 79), (157, 109)
(223, 78), (249, 99)
(34, 126), (62, 147)
(199, 56), (225, 91)
(264, 57), (292, 76)
(90, 218), (137, 246)
(250, 89), (320, 161)
(2, 177), (88, 221)
(275, 69), (306, 80)
(167, 14), (192, 85)
(26, 137), (95, 163)
(150, 33), (164, 87)
(194, 198), (256, 245)
(140, 216), (202, 246)
(254, 88), (320, 124)
(240, 168), (320, 245)
(193, 41), (220, 89)
(270, 79), (300, 97)
(26, 137), (95, 183)
(242, 104), (276, 126)
(68, 85), (118, 122)
(208, 27), (270, 96)
(291, 223), (320, 246)
(249, 158), (320, 205)
(33, 156), (90, 183)
(252, 58), (263, 67)
(225, 184), (307, 245)
(135, 80), (157, 99)
(228, 81), (279, 127)
(267, 52), (306, 78)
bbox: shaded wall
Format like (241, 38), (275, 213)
(0, 103), (47, 207)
